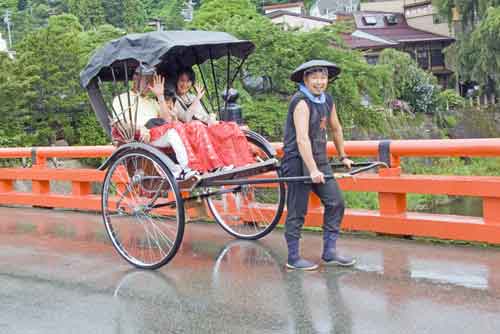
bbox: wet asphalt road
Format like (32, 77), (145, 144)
(1, 207), (500, 334)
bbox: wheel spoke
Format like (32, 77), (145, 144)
(102, 151), (184, 269)
(206, 140), (285, 240)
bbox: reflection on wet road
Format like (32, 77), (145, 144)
(1, 207), (500, 333)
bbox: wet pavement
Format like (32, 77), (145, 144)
(1, 207), (500, 334)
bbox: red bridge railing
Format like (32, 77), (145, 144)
(1, 139), (499, 244)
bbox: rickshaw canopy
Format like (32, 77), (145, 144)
(80, 30), (255, 88)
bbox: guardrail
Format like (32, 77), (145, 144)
(1, 139), (500, 244)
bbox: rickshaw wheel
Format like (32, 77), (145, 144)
(205, 135), (285, 240)
(101, 149), (185, 269)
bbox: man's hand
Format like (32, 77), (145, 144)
(341, 157), (354, 169)
(310, 169), (325, 184)
(139, 127), (151, 143)
(149, 74), (165, 98)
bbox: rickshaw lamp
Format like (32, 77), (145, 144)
(221, 88), (244, 124)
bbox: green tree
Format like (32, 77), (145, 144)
(464, 7), (500, 92)
(14, 14), (84, 145)
(0, 0), (17, 10)
(102, 0), (125, 28)
(159, 0), (186, 30)
(434, 0), (500, 32)
(434, 0), (500, 94)
(191, 0), (393, 137)
(66, 0), (105, 29)
(379, 49), (439, 114)
(16, 0), (27, 11)
(123, 0), (146, 31)
(0, 53), (30, 146)
(10, 15), (122, 146)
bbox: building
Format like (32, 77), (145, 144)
(403, 0), (453, 37)
(361, 0), (454, 37)
(267, 10), (333, 31)
(310, 0), (360, 19)
(262, 2), (305, 15)
(0, 33), (7, 53)
(360, 0), (404, 13)
(339, 11), (455, 86)
(0, 32), (13, 59)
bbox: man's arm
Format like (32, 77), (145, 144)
(294, 100), (325, 183)
(329, 103), (352, 168)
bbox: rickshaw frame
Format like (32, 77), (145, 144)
(81, 30), (385, 270)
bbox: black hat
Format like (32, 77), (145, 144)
(290, 59), (341, 83)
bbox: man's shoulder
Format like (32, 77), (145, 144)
(325, 92), (334, 104)
(291, 91), (306, 101)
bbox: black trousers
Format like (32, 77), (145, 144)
(282, 157), (345, 240)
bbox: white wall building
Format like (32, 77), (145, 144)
(310, 0), (360, 19)
(263, 2), (305, 15)
(267, 11), (333, 31)
(0, 32), (13, 59)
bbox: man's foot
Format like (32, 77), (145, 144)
(286, 258), (319, 271)
(322, 252), (356, 267)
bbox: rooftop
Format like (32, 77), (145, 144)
(340, 11), (454, 49)
(263, 1), (304, 10)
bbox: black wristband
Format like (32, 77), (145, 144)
(339, 156), (349, 162)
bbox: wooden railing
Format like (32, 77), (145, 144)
(1, 139), (500, 244)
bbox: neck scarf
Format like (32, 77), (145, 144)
(299, 83), (326, 104)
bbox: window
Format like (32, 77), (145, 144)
(385, 14), (398, 25)
(433, 13), (446, 24)
(417, 48), (429, 69)
(365, 55), (379, 65)
(431, 48), (445, 67)
(363, 15), (377, 25)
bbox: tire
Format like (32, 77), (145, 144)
(101, 149), (185, 269)
(205, 134), (286, 240)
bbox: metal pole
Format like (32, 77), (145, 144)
(202, 162), (388, 187)
(3, 10), (12, 48)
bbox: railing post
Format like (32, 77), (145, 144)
(32, 179), (50, 195)
(72, 181), (91, 196)
(378, 148), (407, 215)
(31, 148), (50, 195)
(0, 180), (13, 192)
(483, 197), (500, 225)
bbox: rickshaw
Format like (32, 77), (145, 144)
(80, 31), (385, 270)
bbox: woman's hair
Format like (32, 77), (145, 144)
(177, 67), (196, 84)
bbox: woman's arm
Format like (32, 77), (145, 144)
(179, 84), (210, 123)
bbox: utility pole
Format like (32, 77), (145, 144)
(3, 9), (12, 49)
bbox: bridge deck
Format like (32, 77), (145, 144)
(1, 207), (500, 333)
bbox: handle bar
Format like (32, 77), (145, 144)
(204, 161), (388, 187)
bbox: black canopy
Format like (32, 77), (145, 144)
(80, 30), (255, 88)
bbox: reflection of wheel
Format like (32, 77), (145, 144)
(112, 270), (183, 334)
(212, 240), (283, 289)
(206, 134), (285, 240)
(113, 269), (178, 299)
(211, 240), (288, 329)
(101, 149), (185, 269)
